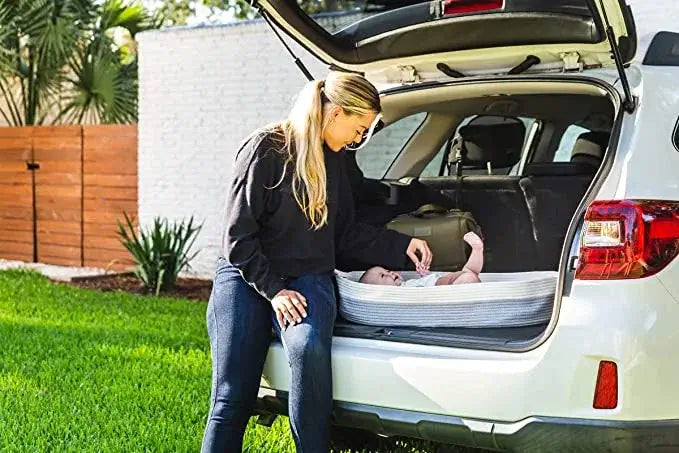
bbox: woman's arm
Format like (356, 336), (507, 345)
(335, 156), (431, 271)
(223, 139), (286, 301)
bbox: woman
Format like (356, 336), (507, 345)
(201, 71), (432, 453)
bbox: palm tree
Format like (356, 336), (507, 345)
(0, 0), (155, 125)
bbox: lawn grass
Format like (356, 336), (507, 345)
(0, 269), (488, 452)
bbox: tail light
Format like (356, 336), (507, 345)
(443, 0), (503, 15)
(593, 361), (618, 409)
(575, 200), (679, 280)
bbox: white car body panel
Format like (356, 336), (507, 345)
(260, 63), (679, 426)
(262, 274), (679, 422)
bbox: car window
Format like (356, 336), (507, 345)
(420, 148), (446, 177)
(674, 117), (679, 151)
(297, 0), (597, 41)
(554, 125), (590, 162)
(420, 116), (473, 177)
(355, 112), (427, 179)
(420, 116), (536, 177)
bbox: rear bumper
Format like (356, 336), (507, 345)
(256, 388), (679, 452)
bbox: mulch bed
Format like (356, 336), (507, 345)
(60, 273), (213, 302)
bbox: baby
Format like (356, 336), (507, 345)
(359, 232), (483, 287)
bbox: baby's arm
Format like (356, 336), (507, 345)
(462, 232), (484, 274)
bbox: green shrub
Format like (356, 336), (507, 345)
(116, 212), (203, 295)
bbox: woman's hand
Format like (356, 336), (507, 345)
(271, 289), (307, 329)
(406, 238), (433, 274)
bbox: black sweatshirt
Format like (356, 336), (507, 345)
(220, 131), (413, 301)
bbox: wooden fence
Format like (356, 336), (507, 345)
(0, 125), (137, 271)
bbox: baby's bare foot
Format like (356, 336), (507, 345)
(464, 232), (483, 249)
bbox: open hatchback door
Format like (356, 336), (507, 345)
(251, 0), (636, 86)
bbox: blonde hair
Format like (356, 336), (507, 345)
(268, 72), (381, 229)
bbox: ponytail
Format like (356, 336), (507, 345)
(278, 79), (328, 229)
(274, 72), (380, 230)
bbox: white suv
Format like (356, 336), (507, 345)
(249, 0), (679, 450)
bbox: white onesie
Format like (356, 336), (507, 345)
(401, 272), (447, 288)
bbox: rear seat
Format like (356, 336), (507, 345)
(454, 176), (538, 271)
(519, 131), (608, 270)
(435, 119), (538, 272)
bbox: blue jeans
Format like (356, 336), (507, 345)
(201, 258), (337, 453)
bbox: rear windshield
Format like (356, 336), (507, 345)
(299, 0), (597, 37)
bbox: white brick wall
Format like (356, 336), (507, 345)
(138, 3), (679, 278)
(138, 22), (326, 277)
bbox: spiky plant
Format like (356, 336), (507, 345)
(116, 212), (203, 296)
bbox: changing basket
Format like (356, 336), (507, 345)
(335, 271), (558, 328)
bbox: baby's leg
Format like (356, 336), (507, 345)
(435, 272), (461, 286)
(463, 246), (484, 275)
(451, 272), (481, 285)
(462, 232), (484, 274)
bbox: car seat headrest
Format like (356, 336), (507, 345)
(457, 117), (526, 169)
(570, 131), (609, 168)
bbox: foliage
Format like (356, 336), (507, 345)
(150, 0), (368, 24)
(0, 0), (158, 125)
(116, 212), (203, 295)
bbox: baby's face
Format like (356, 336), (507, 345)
(363, 267), (402, 286)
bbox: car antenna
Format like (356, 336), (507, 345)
(257, 7), (314, 81)
(597, 0), (635, 113)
